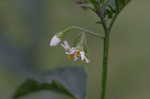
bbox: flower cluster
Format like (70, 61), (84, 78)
(49, 33), (90, 63)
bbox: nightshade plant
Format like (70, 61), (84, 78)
(13, 0), (131, 99)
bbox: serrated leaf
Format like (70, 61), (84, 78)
(13, 66), (87, 99)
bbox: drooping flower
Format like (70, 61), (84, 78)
(66, 48), (80, 61)
(60, 40), (90, 63)
(61, 41), (78, 61)
(49, 35), (61, 46)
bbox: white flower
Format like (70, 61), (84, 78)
(60, 41), (90, 63)
(61, 41), (78, 61)
(80, 51), (90, 63)
(49, 35), (61, 46)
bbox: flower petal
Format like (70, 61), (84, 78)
(84, 57), (90, 63)
(80, 51), (90, 63)
(61, 40), (71, 50)
(80, 51), (85, 60)
(50, 35), (61, 46)
(70, 48), (77, 54)
(73, 55), (78, 61)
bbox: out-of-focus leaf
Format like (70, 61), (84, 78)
(13, 66), (87, 99)
(13, 79), (74, 99)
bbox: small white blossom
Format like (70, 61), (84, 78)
(60, 41), (90, 63)
(80, 51), (90, 63)
(49, 35), (61, 46)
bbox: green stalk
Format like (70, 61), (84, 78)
(100, 19), (110, 99)
(61, 26), (104, 38)
(100, 31), (110, 99)
(98, 12), (118, 99)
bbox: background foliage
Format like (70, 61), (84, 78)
(0, 0), (150, 99)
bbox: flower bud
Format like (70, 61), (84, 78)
(49, 31), (65, 46)
(49, 35), (61, 46)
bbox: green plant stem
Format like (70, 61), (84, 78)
(100, 31), (110, 99)
(100, 17), (110, 99)
(99, 13), (117, 99)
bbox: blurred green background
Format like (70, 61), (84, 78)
(0, 0), (150, 99)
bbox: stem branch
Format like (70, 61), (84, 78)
(62, 26), (104, 38)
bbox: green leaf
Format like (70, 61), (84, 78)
(13, 66), (87, 99)
(108, 0), (131, 12)
(99, 0), (131, 19)
(115, 0), (131, 11)
(89, 0), (100, 8)
(89, 0), (97, 4)
(75, 0), (131, 15)
(75, 0), (98, 9)
(13, 79), (73, 99)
